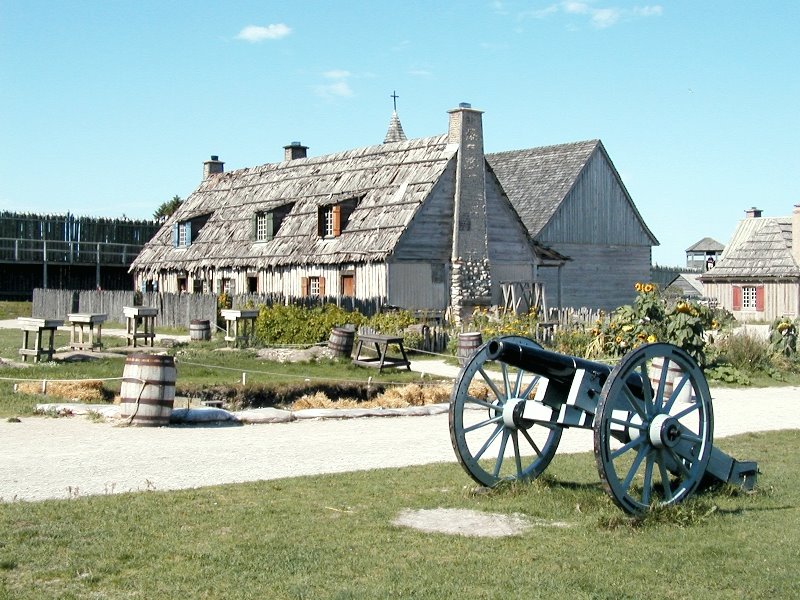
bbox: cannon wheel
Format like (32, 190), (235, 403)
(593, 343), (713, 514)
(449, 335), (562, 488)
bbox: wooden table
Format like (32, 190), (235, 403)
(18, 317), (64, 363)
(220, 309), (259, 347)
(352, 333), (411, 372)
(123, 306), (158, 348)
(67, 313), (107, 351)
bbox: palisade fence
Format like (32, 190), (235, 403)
(32, 289), (218, 328)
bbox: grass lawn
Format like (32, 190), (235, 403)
(1, 430), (798, 599)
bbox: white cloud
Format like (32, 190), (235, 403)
(517, 1), (662, 29)
(315, 70), (354, 98)
(236, 23), (291, 42)
(323, 70), (351, 80)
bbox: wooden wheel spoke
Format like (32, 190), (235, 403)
(473, 423), (504, 462)
(492, 428), (511, 477)
(512, 431), (523, 478)
(462, 415), (503, 434)
(519, 426), (543, 457)
(665, 447), (692, 478)
(609, 416), (645, 430)
(621, 385), (647, 420)
(464, 396), (501, 411)
(657, 450), (674, 501)
(610, 434), (644, 460)
(673, 402), (700, 421)
(519, 375), (539, 400)
(479, 367), (505, 402)
(641, 453), (655, 505)
(622, 445), (648, 491)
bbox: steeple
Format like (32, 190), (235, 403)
(384, 111), (407, 143)
(383, 91), (407, 143)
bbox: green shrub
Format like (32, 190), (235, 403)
(714, 333), (772, 374)
(254, 303), (365, 346)
(365, 310), (417, 335)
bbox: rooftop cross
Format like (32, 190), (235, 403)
(390, 90), (399, 112)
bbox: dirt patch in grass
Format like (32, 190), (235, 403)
(392, 508), (572, 538)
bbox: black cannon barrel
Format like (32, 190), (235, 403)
(486, 339), (611, 385)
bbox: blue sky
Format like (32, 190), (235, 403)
(1, 1), (797, 266)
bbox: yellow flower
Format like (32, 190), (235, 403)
(643, 283), (654, 293)
(647, 334), (657, 343)
(634, 282), (643, 292)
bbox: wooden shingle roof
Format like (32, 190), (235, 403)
(702, 216), (800, 279)
(686, 237), (725, 253)
(486, 140), (600, 237)
(132, 134), (456, 274)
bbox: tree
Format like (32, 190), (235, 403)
(153, 195), (183, 223)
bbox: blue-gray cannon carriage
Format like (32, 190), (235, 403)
(449, 337), (758, 514)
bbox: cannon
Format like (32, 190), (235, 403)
(449, 336), (758, 514)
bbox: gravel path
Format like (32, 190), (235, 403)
(2, 385), (798, 502)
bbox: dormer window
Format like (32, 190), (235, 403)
(172, 214), (210, 248)
(172, 221), (191, 248)
(317, 197), (359, 238)
(253, 203), (293, 242)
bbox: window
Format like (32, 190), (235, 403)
(301, 276), (326, 297)
(742, 286), (757, 310)
(172, 221), (192, 248)
(255, 212), (270, 241)
(317, 197), (359, 238)
(253, 204), (293, 242)
(732, 285), (764, 312)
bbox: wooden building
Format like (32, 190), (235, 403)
(685, 237), (725, 271)
(488, 141), (658, 310)
(701, 206), (800, 321)
(131, 103), (657, 318)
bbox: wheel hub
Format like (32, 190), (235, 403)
(648, 413), (681, 448)
(502, 397), (525, 429)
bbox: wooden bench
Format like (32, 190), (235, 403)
(18, 317), (64, 363)
(123, 306), (157, 348)
(352, 333), (411, 373)
(220, 309), (259, 347)
(67, 313), (107, 351)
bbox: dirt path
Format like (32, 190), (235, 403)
(2, 385), (798, 502)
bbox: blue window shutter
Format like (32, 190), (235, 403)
(171, 223), (179, 247)
(184, 221), (192, 247)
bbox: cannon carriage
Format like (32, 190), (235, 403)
(449, 336), (758, 514)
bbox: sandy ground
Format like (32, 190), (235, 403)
(1, 383), (798, 503)
(0, 319), (798, 503)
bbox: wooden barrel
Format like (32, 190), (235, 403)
(119, 354), (176, 426)
(649, 357), (693, 403)
(189, 319), (211, 341)
(457, 332), (483, 366)
(328, 326), (356, 358)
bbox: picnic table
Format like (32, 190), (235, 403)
(67, 313), (107, 351)
(18, 317), (64, 363)
(352, 332), (411, 373)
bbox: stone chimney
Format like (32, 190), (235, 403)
(448, 102), (491, 326)
(203, 155), (224, 179)
(284, 142), (308, 161)
(745, 206), (762, 218)
(793, 204), (800, 266)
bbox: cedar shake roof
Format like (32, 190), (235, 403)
(131, 135), (457, 275)
(383, 111), (407, 143)
(701, 216), (800, 280)
(686, 237), (724, 253)
(485, 138), (666, 245)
